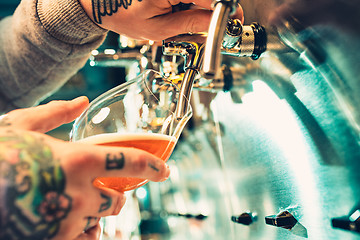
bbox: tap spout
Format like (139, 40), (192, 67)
(176, 68), (198, 119)
(202, 0), (239, 79)
(163, 33), (207, 119)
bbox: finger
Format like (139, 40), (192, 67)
(179, 0), (213, 10)
(77, 187), (126, 217)
(83, 217), (101, 233)
(62, 143), (171, 184)
(231, 4), (244, 23)
(63, 186), (126, 220)
(149, 5), (243, 40)
(182, 1), (244, 20)
(52, 205), (102, 240)
(75, 223), (102, 240)
(149, 9), (213, 40)
(3, 96), (89, 133)
(53, 215), (100, 240)
(57, 192), (118, 240)
(84, 223), (102, 240)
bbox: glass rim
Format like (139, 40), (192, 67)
(71, 69), (193, 141)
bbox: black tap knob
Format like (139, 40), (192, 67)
(231, 212), (257, 225)
(265, 211), (298, 230)
(169, 212), (208, 221)
(332, 209), (360, 233)
(332, 217), (360, 233)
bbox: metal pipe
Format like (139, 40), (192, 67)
(176, 68), (199, 119)
(163, 33), (206, 119)
(201, 1), (234, 79)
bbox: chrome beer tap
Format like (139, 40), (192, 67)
(163, 17), (267, 119)
(163, 33), (207, 119)
(202, 0), (241, 79)
(203, 0), (267, 79)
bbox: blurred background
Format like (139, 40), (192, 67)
(2, 0), (360, 239)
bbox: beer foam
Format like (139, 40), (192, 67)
(78, 132), (176, 144)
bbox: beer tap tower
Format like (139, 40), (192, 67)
(162, 4), (267, 119)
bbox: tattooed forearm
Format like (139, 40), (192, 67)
(92, 0), (142, 24)
(0, 131), (71, 239)
(106, 152), (125, 170)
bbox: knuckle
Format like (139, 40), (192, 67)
(63, 149), (94, 175)
(184, 18), (198, 33)
(183, 12), (208, 33)
(131, 154), (148, 174)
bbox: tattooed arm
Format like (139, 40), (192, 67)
(0, 97), (170, 240)
(0, 0), (107, 113)
(78, 0), (244, 41)
(0, 0), (243, 114)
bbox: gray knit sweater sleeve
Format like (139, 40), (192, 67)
(0, 0), (108, 113)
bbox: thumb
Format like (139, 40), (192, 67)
(1, 96), (89, 133)
(152, 9), (212, 39)
(151, 6), (244, 40)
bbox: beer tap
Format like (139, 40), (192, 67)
(163, 18), (267, 119)
(163, 33), (207, 119)
(202, 0), (239, 79)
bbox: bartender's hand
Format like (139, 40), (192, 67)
(0, 97), (170, 240)
(78, 0), (244, 41)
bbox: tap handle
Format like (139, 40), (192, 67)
(202, 1), (234, 79)
(265, 211), (298, 230)
(332, 208), (360, 233)
(202, 0), (267, 79)
(231, 212), (258, 225)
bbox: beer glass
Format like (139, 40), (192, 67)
(70, 69), (192, 192)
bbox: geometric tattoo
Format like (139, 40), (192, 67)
(91, 0), (142, 24)
(147, 162), (159, 172)
(105, 152), (125, 170)
(99, 193), (112, 212)
(0, 131), (71, 239)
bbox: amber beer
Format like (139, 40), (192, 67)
(80, 132), (176, 192)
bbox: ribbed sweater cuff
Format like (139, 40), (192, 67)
(37, 0), (107, 45)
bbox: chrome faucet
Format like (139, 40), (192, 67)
(163, 33), (207, 119)
(202, 0), (239, 79)
(163, 2), (267, 119)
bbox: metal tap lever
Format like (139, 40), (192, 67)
(332, 208), (360, 233)
(202, 0), (267, 79)
(265, 211), (298, 230)
(162, 21), (266, 118)
(163, 33), (207, 119)
(202, 0), (238, 79)
(231, 212), (258, 225)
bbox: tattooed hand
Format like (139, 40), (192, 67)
(0, 97), (170, 240)
(77, 0), (244, 41)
